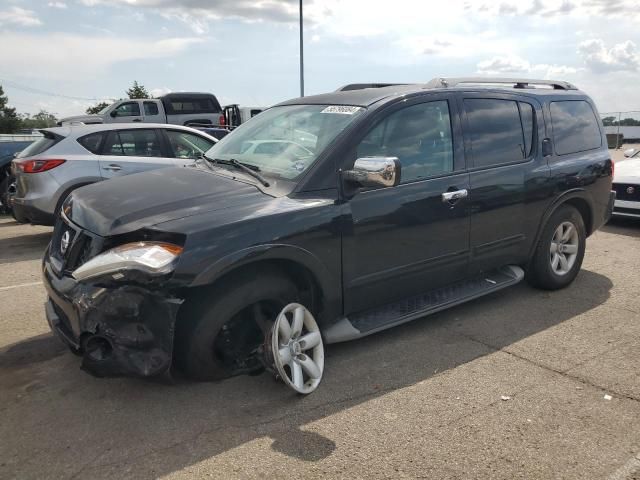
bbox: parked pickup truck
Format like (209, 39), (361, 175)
(58, 92), (224, 127)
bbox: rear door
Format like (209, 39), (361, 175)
(111, 101), (143, 123)
(459, 93), (548, 273)
(98, 128), (176, 179)
(142, 101), (165, 123)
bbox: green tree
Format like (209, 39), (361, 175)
(126, 81), (150, 99)
(619, 117), (640, 126)
(19, 110), (58, 129)
(86, 101), (111, 115)
(603, 116), (640, 127)
(0, 84), (20, 134)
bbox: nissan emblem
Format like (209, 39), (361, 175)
(60, 230), (71, 255)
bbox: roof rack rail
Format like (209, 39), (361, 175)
(425, 77), (578, 90)
(335, 83), (409, 92)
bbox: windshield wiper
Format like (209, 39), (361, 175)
(196, 154), (215, 171)
(204, 156), (270, 187)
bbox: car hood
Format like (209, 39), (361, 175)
(67, 166), (270, 236)
(614, 159), (640, 184)
(58, 114), (104, 125)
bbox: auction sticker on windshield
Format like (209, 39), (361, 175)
(320, 106), (363, 115)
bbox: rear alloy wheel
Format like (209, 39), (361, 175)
(549, 221), (579, 276)
(269, 303), (324, 394)
(526, 204), (586, 290)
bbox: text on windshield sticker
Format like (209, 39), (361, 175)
(320, 106), (363, 115)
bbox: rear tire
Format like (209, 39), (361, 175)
(0, 174), (14, 215)
(174, 270), (300, 381)
(526, 205), (586, 290)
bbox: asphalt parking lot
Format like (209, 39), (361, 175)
(1, 215), (639, 480)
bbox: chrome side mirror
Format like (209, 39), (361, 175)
(343, 157), (401, 188)
(623, 148), (637, 158)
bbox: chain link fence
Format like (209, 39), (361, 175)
(600, 111), (640, 149)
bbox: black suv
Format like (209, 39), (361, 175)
(43, 78), (615, 394)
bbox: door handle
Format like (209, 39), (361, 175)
(132, 119), (142, 122)
(442, 189), (468, 204)
(103, 164), (122, 171)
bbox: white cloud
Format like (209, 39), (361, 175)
(0, 33), (205, 79)
(477, 55), (531, 73)
(397, 34), (504, 59)
(465, 0), (638, 18)
(578, 39), (639, 73)
(150, 87), (172, 97)
(78, 0), (324, 33)
(47, 2), (68, 8)
(0, 7), (42, 27)
(476, 55), (578, 78)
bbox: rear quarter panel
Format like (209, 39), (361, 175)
(542, 96), (612, 235)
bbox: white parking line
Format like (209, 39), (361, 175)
(608, 452), (640, 480)
(0, 281), (43, 292)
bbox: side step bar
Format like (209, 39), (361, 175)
(324, 265), (524, 344)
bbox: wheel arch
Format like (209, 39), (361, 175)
(185, 244), (342, 326)
(54, 179), (101, 214)
(529, 190), (594, 259)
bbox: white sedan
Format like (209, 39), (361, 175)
(612, 149), (640, 218)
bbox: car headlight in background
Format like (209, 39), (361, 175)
(72, 242), (183, 281)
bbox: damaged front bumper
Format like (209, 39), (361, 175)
(43, 258), (183, 379)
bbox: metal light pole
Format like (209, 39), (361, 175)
(299, 0), (304, 97)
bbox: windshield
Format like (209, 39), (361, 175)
(204, 104), (365, 180)
(98, 104), (112, 115)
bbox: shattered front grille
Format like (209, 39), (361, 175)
(49, 216), (100, 274)
(64, 232), (92, 272)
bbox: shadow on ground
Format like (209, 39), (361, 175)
(602, 217), (640, 238)
(0, 231), (51, 264)
(0, 268), (613, 478)
(0, 333), (66, 368)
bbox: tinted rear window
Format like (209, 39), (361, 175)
(169, 99), (217, 114)
(163, 95), (221, 114)
(550, 101), (602, 155)
(77, 132), (105, 154)
(15, 132), (62, 158)
(144, 101), (159, 116)
(464, 98), (529, 167)
(519, 102), (535, 157)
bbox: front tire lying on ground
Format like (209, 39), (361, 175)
(526, 204), (586, 290)
(268, 303), (324, 394)
(175, 270), (323, 390)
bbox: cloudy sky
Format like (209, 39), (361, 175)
(0, 0), (639, 118)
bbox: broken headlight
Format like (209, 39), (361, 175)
(72, 242), (183, 282)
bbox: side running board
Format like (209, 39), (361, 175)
(324, 265), (524, 344)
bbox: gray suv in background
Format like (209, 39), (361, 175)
(11, 123), (217, 225)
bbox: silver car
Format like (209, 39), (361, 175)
(11, 123), (217, 225)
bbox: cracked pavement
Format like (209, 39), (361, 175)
(0, 214), (639, 479)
